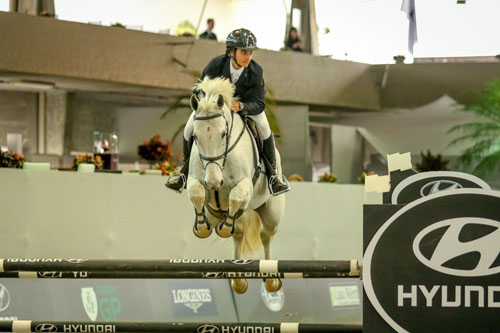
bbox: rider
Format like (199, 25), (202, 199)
(166, 28), (290, 196)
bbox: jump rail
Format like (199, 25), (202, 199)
(0, 321), (363, 333)
(0, 259), (361, 278)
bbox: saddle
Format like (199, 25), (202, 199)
(244, 116), (264, 153)
(244, 116), (277, 178)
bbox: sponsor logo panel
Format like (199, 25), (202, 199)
(81, 285), (122, 322)
(170, 281), (218, 317)
(0, 284), (10, 312)
(365, 190), (500, 332)
(260, 282), (284, 312)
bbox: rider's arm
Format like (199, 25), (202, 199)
(239, 77), (266, 116)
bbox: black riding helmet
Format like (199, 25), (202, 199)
(226, 28), (258, 51)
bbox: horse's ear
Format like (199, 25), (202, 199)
(217, 94), (224, 109)
(190, 94), (199, 111)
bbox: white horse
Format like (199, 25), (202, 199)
(186, 77), (285, 294)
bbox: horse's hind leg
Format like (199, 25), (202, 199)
(187, 178), (212, 238)
(257, 194), (285, 259)
(231, 220), (248, 294)
(256, 194), (285, 292)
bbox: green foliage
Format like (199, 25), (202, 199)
(317, 172), (337, 183)
(416, 150), (449, 172)
(448, 79), (500, 176)
(161, 70), (282, 144)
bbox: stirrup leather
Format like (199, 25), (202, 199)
(268, 174), (291, 196)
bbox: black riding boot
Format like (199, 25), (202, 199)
(262, 135), (290, 196)
(165, 137), (193, 193)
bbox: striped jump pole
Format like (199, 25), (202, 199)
(0, 321), (363, 333)
(0, 269), (356, 279)
(0, 259), (360, 278)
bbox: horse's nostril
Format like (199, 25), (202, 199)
(220, 179), (224, 186)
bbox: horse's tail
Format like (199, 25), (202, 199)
(240, 210), (263, 257)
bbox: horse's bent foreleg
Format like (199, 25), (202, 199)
(187, 178), (212, 238)
(216, 178), (252, 238)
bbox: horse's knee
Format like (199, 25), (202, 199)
(188, 180), (205, 207)
(188, 181), (204, 197)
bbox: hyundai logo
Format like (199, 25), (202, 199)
(420, 180), (463, 197)
(38, 271), (63, 278)
(202, 272), (225, 278)
(65, 259), (88, 263)
(231, 260), (254, 265)
(413, 217), (500, 277)
(0, 284), (10, 312)
(391, 171), (490, 204)
(197, 324), (220, 333)
(35, 324), (58, 332)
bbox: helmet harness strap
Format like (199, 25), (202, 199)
(232, 47), (243, 68)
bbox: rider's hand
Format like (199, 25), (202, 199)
(231, 102), (241, 112)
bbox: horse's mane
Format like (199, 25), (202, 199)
(194, 77), (235, 111)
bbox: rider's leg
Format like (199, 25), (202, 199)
(248, 112), (290, 196)
(165, 112), (195, 193)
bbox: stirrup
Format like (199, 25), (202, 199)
(268, 174), (291, 196)
(165, 173), (186, 193)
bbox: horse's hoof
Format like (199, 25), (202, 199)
(264, 278), (282, 293)
(215, 221), (234, 238)
(193, 222), (212, 239)
(231, 278), (248, 294)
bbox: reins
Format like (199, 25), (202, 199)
(193, 108), (246, 172)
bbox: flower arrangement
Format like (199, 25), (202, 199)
(137, 134), (172, 162)
(317, 172), (337, 183)
(0, 151), (24, 168)
(358, 171), (376, 184)
(73, 153), (103, 170)
(155, 160), (178, 176)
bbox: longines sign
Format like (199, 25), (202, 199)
(364, 189), (500, 332)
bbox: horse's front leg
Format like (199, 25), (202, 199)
(187, 177), (212, 238)
(215, 178), (252, 239)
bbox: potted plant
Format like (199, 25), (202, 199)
(448, 79), (500, 176)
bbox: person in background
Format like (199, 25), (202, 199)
(166, 28), (290, 196)
(199, 18), (217, 40)
(285, 27), (303, 52)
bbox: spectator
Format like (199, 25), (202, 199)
(285, 27), (303, 52)
(199, 18), (218, 40)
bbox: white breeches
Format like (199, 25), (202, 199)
(184, 111), (271, 140)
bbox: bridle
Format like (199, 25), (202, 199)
(193, 104), (246, 172)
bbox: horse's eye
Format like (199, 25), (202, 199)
(221, 132), (226, 139)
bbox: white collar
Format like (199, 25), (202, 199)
(229, 61), (245, 83)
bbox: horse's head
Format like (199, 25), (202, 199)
(191, 77), (234, 191)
